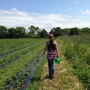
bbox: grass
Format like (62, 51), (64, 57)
(27, 57), (46, 90)
(0, 44), (44, 87)
(0, 42), (42, 66)
(57, 35), (90, 90)
(37, 39), (84, 90)
(0, 37), (88, 90)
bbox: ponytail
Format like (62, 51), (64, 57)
(48, 34), (56, 51)
(50, 39), (54, 44)
(48, 39), (56, 51)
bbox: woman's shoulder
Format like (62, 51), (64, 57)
(54, 41), (57, 43)
(53, 41), (57, 45)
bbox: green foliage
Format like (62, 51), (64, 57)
(58, 35), (90, 90)
(49, 27), (62, 37)
(40, 29), (48, 38)
(62, 28), (70, 35)
(27, 57), (46, 90)
(0, 25), (7, 38)
(8, 28), (17, 38)
(0, 38), (46, 88)
(64, 43), (77, 59)
(28, 25), (41, 37)
(69, 27), (79, 35)
(0, 24), (90, 39)
(16, 27), (26, 38)
(81, 27), (90, 35)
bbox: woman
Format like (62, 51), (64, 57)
(43, 34), (59, 79)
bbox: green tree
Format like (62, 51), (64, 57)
(49, 27), (62, 37)
(54, 27), (62, 37)
(8, 28), (16, 38)
(40, 29), (48, 38)
(35, 26), (41, 35)
(28, 25), (41, 37)
(49, 29), (54, 34)
(81, 27), (90, 35)
(28, 25), (35, 35)
(0, 25), (7, 38)
(16, 27), (26, 38)
(62, 28), (70, 35)
(69, 27), (79, 35)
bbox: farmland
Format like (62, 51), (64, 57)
(57, 35), (90, 90)
(0, 38), (47, 90)
(0, 35), (90, 90)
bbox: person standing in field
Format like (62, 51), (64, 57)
(43, 34), (59, 79)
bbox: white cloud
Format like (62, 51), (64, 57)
(0, 8), (28, 16)
(81, 9), (90, 15)
(0, 8), (90, 32)
(85, 9), (90, 14)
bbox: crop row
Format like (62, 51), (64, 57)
(0, 42), (38, 58)
(0, 42), (35, 56)
(0, 42), (43, 69)
(27, 57), (46, 90)
(1, 52), (43, 90)
(0, 39), (39, 51)
(0, 39), (41, 56)
(0, 43), (45, 88)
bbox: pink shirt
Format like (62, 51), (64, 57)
(46, 41), (57, 60)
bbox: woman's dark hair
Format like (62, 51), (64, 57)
(48, 34), (56, 51)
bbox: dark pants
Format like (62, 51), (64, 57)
(48, 59), (54, 79)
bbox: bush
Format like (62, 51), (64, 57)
(58, 35), (90, 90)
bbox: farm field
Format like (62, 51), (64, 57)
(57, 35), (90, 90)
(28, 35), (90, 90)
(0, 35), (90, 90)
(0, 38), (47, 90)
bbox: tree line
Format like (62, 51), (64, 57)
(0, 25), (90, 39)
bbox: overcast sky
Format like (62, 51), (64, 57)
(0, 0), (90, 32)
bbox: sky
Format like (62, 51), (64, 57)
(0, 0), (90, 32)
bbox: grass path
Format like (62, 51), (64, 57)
(39, 43), (84, 90)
